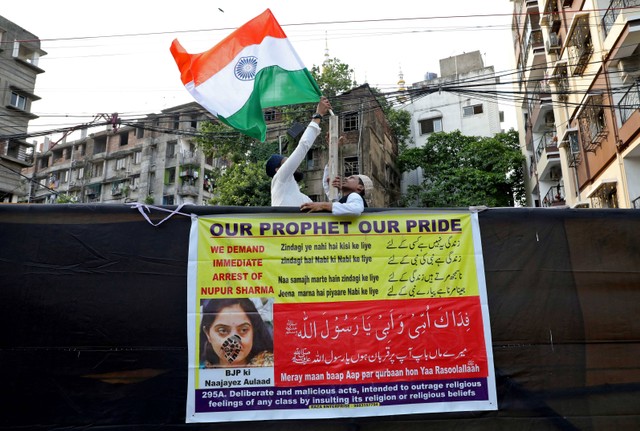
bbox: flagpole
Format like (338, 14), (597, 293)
(328, 110), (339, 202)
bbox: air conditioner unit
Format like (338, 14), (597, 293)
(546, 32), (561, 54)
(618, 57), (640, 85)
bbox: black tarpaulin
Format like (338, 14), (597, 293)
(1, 205), (639, 430)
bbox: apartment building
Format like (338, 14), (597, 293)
(302, 84), (401, 208)
(398, 51), (504, 195)
(22, 103), (219, 205)
(512, 0), (640, 208)
(0, 15), (45, 202)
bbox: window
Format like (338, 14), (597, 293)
(90, 161), (104, 178)
(343, 112), (359, 132)
(344, 156), (359, 176)
(93, 137), (107, 154)
(165, 167), (176, 184)
(166, 141), (177, 158)
(119, 132), (129, 146)
(190, 115), (198, 129)
(77, 167), (85, 180)
(115, 158), (126, 170)
(136, 127), (144, 139)
(264, 109), (278, 122)
(133, 151), (142, 164)
(10, 92), (27, 110)
(163, 195), (175, 205)
(173, 115), (180, 130)
(148, 172), (156, 194)
(419, 117), (442, 135)
(52, 149), (63, 163)
(307, 148), (319, 169)
(463, 104), (484, 117)
(12, 41), (41, 66)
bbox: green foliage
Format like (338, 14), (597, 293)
(208, 161), (271, 206)
(196, 121), (258, 164)
(311, 58), (357, 99)
(196, 120), (280, 206)
(398, 129), (525, 208)
(144, 195), (154, 205)
(55, 193), (76, 204)
(386, 108), (413, 151)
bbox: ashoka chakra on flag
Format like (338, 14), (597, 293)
(234, 56), (258, 81)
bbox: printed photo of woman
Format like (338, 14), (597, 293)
(200, 298), (274, 368)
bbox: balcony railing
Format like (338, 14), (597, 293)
(524, 29), (544, 66)
(578, 95), (607, 152)
(542, 183), (566, 207)
(568, 15), (593, 76)
(603, 0), (640, 37)
(535, 131), (558, 162)
(619, 80), (640, 124)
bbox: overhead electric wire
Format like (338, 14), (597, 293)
(5, 6), (640, 143)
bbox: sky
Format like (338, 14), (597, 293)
(2, 0), (518, 142)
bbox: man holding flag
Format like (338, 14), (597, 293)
(265, 96), (332, 207)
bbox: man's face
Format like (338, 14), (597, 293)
(342, 175), (364, 194)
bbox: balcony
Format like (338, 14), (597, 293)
(524, 29), (546, 81)
(602, 0), (640, 38)
(549, 60), (570, 102)
(535, 132), (561, 182)
(528, 80), (553, 132)
(542, 183), (566, 207)
(618, 80), (640, 124)
(541, 0), (562, 33)
(567, 14), (593, 76)
(180, 150), (201, 166)
(2, 140), (34, 166)
(578, 95), (607, 153)
(535, 132), (559, 162)
(178, 183), (199, 197)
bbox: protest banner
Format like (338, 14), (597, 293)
(186, 211), (496, 422)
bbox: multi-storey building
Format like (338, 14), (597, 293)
(23, 85), (401, 208)
(0, 15), (45, 202)
(398, 51), (504, 195)
(512, 0), (640, 208)
(23, 103), (219, 205)
(303, 84), (401, 208)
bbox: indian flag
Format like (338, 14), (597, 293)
(170, 9), (321, 141)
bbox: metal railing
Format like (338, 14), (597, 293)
(535, 131), (558, 162)
(542, 183), (565, 207)
(603, 0), (640, 37)
(619, 80), (640, 124)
